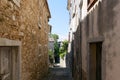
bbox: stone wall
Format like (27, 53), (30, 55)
(0, 0), (50, 80)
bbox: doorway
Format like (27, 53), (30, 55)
(89, 42), (102, 80)
(0, 38), (21, 80)
(0, 47), (20, 80)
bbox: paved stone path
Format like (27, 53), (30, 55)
(44, 67), (73, 80)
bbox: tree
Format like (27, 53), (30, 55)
(48, 50), (54, 63)
(59, 40), (68, 59)
(51, 34), (59, 42)
(50, 33), (60, 63)
(50, 34), (59, 56)
(62, 40), (68, 51)
(50, 34), (59, 54)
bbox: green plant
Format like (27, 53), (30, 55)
(59, 40), (68, 60)
(60, 51), (66, 60)
(48, 50), (54, 59)
(48, 50), (54, 63)
(49, 33), (59, 57)
(54, 41), (59, 57)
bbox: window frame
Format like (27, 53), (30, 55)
(87, 0), (98, 11)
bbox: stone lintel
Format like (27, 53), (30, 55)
(88, 36), (104, 43)
(0, 38), (21, 46)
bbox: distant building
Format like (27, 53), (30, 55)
(48, 25), (54, 52)
(49, 37), (55, 52)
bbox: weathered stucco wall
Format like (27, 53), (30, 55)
(80, 0), (120, 80)
(0, 0), (50, 80)
(88, 0), (120, 80)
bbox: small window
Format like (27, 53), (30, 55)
(38, 44), (42, 57)
(38, 17), (42, 29)
(88, 0), (98, 10)
(13, 0), (20, 7)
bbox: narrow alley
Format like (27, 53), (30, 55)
(44, 66), (73, 80)
(1, 0), (120, 80)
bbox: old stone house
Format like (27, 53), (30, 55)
(68, 0), (120, 80)
(0, 0), (51, 80)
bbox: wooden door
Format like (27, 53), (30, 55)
(0, 47), (12, 80)
(89, 42), (102, 80)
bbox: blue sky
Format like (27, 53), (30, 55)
(48, 0), (69, 41)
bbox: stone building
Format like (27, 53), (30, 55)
(0, 0), (51, 80)
(48, 25), (54, 53)
(48, 28), (55, 65)
(68, 0), (120, 80)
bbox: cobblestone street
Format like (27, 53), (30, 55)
(44, 65), (73, 80)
